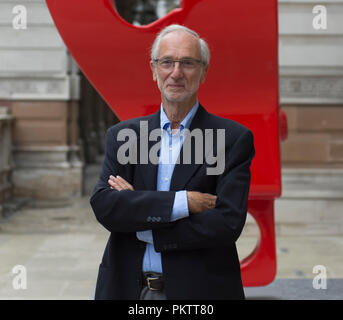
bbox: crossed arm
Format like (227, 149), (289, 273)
(108, 175), (217, 215)
(90, 126), (255, 251)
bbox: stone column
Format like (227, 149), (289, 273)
(0, 107), (14, 217)
(79, 74), (99, 163)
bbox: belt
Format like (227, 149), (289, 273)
(143, 272), (164, 291)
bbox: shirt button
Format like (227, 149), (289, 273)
(164, 177), (169, 182)
(169, 147), (173, 151)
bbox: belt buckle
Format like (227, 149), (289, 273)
(146, 276), (160, 291)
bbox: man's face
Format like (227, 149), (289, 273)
(151, 31), (208, 104)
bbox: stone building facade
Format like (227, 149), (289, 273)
(0, 0), (342, 208)
(278, 0), (343, 199)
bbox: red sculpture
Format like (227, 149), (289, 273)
(46, 0), (286, 286)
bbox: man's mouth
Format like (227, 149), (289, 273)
(167, 84), (184, 89)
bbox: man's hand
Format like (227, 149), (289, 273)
(187, 191), (217, 215)
(108, 176), (216, 215)
(108, 175), (134, 191)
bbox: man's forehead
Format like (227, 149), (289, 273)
(158, 31), (201, 56)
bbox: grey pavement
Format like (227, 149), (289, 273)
(0, 166), (342, 299)
(244, 279), (343, 300)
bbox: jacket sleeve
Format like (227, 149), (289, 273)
(152, 129), (255, 252)
(90, 127), (176, 233)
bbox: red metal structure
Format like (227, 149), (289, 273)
(46, 0), (287, 286)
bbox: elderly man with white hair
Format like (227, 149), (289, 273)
(90, 24), (255, 300)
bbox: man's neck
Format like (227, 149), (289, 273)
(162, 96), (197, 130)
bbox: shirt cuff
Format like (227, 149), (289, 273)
(137, 230), (153, 244)
(170, 190), (189, 222)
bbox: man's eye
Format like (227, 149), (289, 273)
(182, 60), (194, 66)
(182, 60), (195, 67)
(161, 60), (172, 65)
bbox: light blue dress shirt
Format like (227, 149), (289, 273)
(136, 101), (199, 272)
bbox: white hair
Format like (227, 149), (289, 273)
(151, 24), (210, 67)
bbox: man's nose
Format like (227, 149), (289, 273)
(170, 61), (184, 79)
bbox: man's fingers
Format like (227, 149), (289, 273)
(200, 193), (217, 209)
(108, 178), (121, 191)
(108, 175), (134, 191)
(116, 175), (134, 190)
(201, 193), (217, 201)
(113, 176), (126, 189)
(187, 191), (217, 214)
(108, 175), (122, 191)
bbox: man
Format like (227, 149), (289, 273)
(90, 24), (255, 300)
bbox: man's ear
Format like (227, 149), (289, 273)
(200, 64), (209, 83)
(150, 60), (157, 81)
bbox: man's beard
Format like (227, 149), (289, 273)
(157, 78), (196, 103)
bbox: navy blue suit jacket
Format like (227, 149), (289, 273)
(90, 104), (255, 299)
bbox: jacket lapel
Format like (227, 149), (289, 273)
(135, 108), (161, 191)
(170, 104), (209, 191)
(136, 104), (210, 191)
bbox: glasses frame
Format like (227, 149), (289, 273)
(153, 58), (205, 71)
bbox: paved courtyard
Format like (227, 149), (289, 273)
(0, 167), (342, 300)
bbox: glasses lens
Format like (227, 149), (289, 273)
(181, 59), (197, 69)
(159, 59), (173, 69)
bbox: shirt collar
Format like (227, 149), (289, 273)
(160, 100), (199, 131)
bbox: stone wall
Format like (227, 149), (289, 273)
(10, 100), (82, 201)
(281, 105), (343, 167)
(278, 0), (343, 169)
(0, 0), (82, 204)
(0, 0), (342, 204)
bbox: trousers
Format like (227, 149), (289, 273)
(139, 286), (167, 300)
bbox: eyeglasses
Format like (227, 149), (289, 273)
(153, 58), (204, 71)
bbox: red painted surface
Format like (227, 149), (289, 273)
(46, 0), (285, 286)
